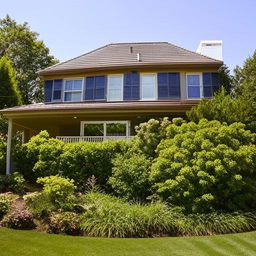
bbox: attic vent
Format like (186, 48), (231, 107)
(137, 53), (142, 62)
(129, 47), (133, 53)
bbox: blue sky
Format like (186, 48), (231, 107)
(1, 0), (256, 71)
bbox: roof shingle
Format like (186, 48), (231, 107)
(38, 42), (223, 75)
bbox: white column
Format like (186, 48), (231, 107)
(6, 118), (13, 174)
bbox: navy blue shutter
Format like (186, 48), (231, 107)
(124, 73), (140, 100)
(158, 73), (168, 99)
(158, 73), (180, 99)
(84, 76), (95, 100)
(84, 76), (106, 100)
(203, 72), (220, 97)
(169, 73), (180, 98)
(211, 72), (220, 95)
(95, 76), (106, 100)
(44, 80), (53, 102)
(53, 79), (63, 101)
(203, 72), (213, 97)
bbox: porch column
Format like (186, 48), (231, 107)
(6, 118), (13, 174)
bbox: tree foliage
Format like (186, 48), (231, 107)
(0, 56), (21, 109)
(151, 119), (256, 213)
(219, 64), (233, 94)
(187, 88), (256, 131)
(0, 15), (58, 104)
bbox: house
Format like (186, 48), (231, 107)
(0, 41), (223, 173)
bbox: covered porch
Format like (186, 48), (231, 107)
(1, 100), (198, 174)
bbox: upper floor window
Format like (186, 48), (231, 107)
(141, 74), (157, 100)
(64, 79), (83, 102)
(186, 73), (202, 98)
(107, 75), (123, 101)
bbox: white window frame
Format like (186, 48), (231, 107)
(186, 73), (203, 99)
(140, 73), (157, 101)
(80, 120), (130, 137)
(107, 74), (124, 101)
(63, 78), (84, 102)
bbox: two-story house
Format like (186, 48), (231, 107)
(0, 42), (223, 173)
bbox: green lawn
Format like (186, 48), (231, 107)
(0, 228), (256, 256)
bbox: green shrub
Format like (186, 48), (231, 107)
(176, 212), (256, 236)
(0, 193), (17, 219)
(134, 117), (172, 157)
(2, 209), (35, 230)
(37, 176), (76, 210)
(0, 172), (25, 196)
(109, 152), (152, 201)
(14, 131), (131, 191)
(14, 131), (51, 181)
(80, 192), (178, 238)
(24, 192), (56, 218)
(0, 135), (6, 175)
(151, 119), (256, 213)
(49, 212), (82, 235)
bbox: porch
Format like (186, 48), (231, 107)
(56, 136), (134, 143)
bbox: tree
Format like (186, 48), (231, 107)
(219, 64), (233, 94)
(0, 56), (21, 109)
(0, 15), (58, 104)
(187, 88), (256, 131)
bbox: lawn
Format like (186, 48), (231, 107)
(0, 228), (256, 256)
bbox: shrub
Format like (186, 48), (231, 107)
(0, 135), (6, 175)
(2, 209), (35, 229)
(151, 119), (256, 213)
(14, 131), (131, 191)
(37, 176), (76, 210)
(109, 152), (152, 201)
(0, 172), (25, 196)
(0, 193), (17, 219)
(59, 140), (131, 191)
(134, 117), (171, 157)
(49, 212), (82, 235)
(80, 192), (178, 238)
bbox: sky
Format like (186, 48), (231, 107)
(0, 0), (256, 71)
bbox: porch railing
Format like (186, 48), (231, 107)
(56, 136), (135, 143)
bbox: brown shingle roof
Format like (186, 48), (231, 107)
(0, 101), (199, 115)
(38, 42), (223, 75)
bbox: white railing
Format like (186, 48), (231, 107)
(56, 136), (134, 143)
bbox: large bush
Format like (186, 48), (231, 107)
(14, 131), (131, 191)
(151, 119), (256, 213)
(0, 172), (25, 196)
(109, 151), (152, 201)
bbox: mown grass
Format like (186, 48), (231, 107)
(1, 227), (256, 256)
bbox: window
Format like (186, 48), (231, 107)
(157, 73), (180, 99)
(141, 74), (157, 100)
(107, 75), (123, 101)
(84, 76), (106, 100)
(64, 79), (83, 102)
(52, 79), (62, 102)
(187, 73), (202, 98)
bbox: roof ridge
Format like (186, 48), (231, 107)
(166, 42), (221, 62)
(108, 42), (169, 45)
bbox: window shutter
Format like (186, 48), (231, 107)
(123, 73), (140, 100)
(203, 72), (213, 97)
(84, 76), (106, 100)
(168, 73), (180, 98)
(203, 72), (220, 97)
(158, 73), (180, 99)
(84, 76), (95, 100)
(95, 76), (106, 100)
(53, 79), (63, 101)
(44, 80), (53, 102)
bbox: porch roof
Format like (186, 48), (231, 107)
(0, 100), (199, 117)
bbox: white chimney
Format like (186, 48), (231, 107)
(196, 40), (223, 61)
